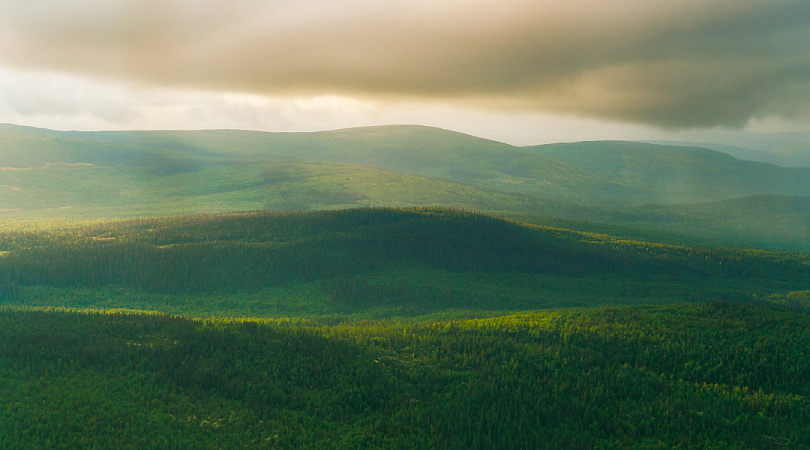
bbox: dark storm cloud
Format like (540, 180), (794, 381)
(0, 0), (808, 128)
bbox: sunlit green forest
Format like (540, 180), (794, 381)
(2, 302), (810, 448)
(0, 208), (809, 446)
(3, 123), (810, 447)
(2, 209), (808, 320)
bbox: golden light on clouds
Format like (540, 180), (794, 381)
(0, 0), (808, 133)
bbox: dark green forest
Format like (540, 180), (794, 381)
(1, 209), (808, 319)
(2, 302), (810, 448)
(2, 208), (810, 447)
(1, 208), (810, 446)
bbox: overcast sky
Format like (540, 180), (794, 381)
(0, 0), (808, 145)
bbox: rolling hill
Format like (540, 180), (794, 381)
(5, 123), (810, 207)
(3, 120), (810, 448)
(2, 123), (810, 250)
(1, 208), (807, 319)
(645, 131), (810, 168)
(607, 195), (810, 251)
(525, 140), (810, 204)
(1, 206), (809, 444)
(0, 155), (546, 219)
(0, 123), (588, 198)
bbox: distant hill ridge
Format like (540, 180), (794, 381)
(526, 140), (810, 204)
(2, 123), (810, 250)
(3, 123), (809, 207)
(2, 208), (807, 318)
(644, 131), (810, 167)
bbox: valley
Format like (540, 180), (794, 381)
(1, 123), (810, 447)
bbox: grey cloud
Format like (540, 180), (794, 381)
(0, 0), (808, 128)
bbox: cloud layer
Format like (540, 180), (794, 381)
(1, 0), (808, 128)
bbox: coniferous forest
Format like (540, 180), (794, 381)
(2, 120), (810, 448)
(1, 208), (810, 447)
(2, 303), (810, 448)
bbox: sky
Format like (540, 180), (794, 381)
(0, 0), (808, 146)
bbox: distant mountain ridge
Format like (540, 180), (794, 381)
(2, 122), (810, 250)
(3, 123), (809, 206)
(526, 140), (810, 204)
(642, 131), (810, 167)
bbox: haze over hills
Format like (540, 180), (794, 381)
(587, 195), (810, 251)
(5, 123), (810, 205)
(644, 131), (810, 168)
(526, 140), (810, 204)
(644, 141), (801, 168)
(1, 123), (596, 203)
(2, 122), (809, 250)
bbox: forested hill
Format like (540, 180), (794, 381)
(1, 208), (808, 319)
(596, 194), (810, 251)
(3, 123), (810, 207)
(645, 131), (810, 167)
(525, 140), (810, 204)
(5, 124), (810, 448)
(0, 123), (585, 198)
(4, 123), (810, 250)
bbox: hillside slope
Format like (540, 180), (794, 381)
(6, 123), (810, 206)
(0, 153), (555, 219)
(614, 195), (810, 251)
(526, 140), (810, 204)
(645, 131), (810, 167)
(0, 123), (593, 200)
(3, 123), (809, 250)
(1, 209), (807, 319)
